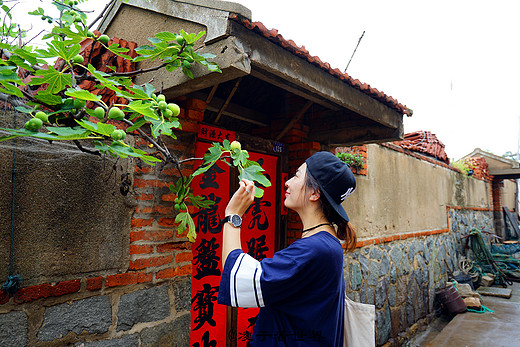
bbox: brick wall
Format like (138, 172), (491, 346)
(0, 97), (207, 346)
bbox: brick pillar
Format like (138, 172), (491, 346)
(129, 97), (207, 282)
(492, 177), (505, 237)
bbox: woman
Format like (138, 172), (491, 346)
(218, 151), (357, 346)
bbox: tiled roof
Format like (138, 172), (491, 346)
(229, 14), (411, 116)
(393, 131), (449, 164)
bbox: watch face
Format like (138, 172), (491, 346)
(231, 214), (242, 227)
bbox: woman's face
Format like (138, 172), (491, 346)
(284, 163), (310, 211)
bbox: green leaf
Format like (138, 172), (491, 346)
(126, 117), (147, 132)
(148, 116), (180, 138)
(33, 91), (63, 105)
(127, 100), (157, 119)
(204, 143), (223, 162)
(14, 106), (33, 114)
(189, 194), (215, 209)
(239, 164), (271, 188)
(31, 66), (73, 94)
(65, 88), (102, 102)
(155, 31), (176, 41)
(175, 211), (197, 242)
(76, 120), (115, 136)
(47, 126), (90, 137)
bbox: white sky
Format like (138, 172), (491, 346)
(11, 0), (520, 160)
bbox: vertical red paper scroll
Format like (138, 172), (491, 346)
(236, 152), (278, 346)
(190, 141), (230, 347)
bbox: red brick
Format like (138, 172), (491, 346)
(162, 193), (176, 202)
(129, 255), (173, 270)
(105, 272), (152, 287)
(179, 119), (199, 133)
(288, 142), (321, 152)
(152, 205), (173, 214)
(135, 206), (153, 214)
(176, 251), (193, 263)
(157, 241), (191, 253)
(86, 277), (103, 291)
(156, 264), (192, 279)
(0, 291), (9, 305)
(186, 109), (204, 122)
(130, 244), (154, 255)
(131, 218), (153, 228)
(158, 217), (176, 227)
(133, 178), (172, 188)
(134, 165), (153, 174)
(130, 230), (174, 242)
(17, 280), (81, 303)
(136, 194), (154, 201)
(160, 167), (193, 177)
(185, 98), (206, 111)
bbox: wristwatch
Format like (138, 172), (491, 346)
(223, 214), (242, 228)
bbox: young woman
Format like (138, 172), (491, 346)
(218, 151), (357, 346)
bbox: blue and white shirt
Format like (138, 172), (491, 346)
(218, 231), (345, 346)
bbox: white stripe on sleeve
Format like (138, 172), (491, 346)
(229, 253), (264, 308)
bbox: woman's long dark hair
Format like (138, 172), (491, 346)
(305, 167), (357, 251)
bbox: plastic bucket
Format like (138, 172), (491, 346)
(436, 286), (467, 314)
(454, 273), (474, 290)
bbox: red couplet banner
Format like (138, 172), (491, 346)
(190, 142), (278, 346)
(190, 141), (230, 347)
(236, 152), (277, 346)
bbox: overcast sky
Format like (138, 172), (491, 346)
(11, 0), (520, 160)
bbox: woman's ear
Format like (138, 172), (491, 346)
(309, 189), (321, 202)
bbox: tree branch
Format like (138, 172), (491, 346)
(120, 118), (172, 161)
(73, 140), (101, 156)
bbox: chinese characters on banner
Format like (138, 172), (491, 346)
(236, 152), (277, 346)
(190, 141), (229, 347)
(198, 124), (236, 143)
(190, 138), (278, 347)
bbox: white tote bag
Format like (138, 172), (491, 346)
(344, 293), (376, 347)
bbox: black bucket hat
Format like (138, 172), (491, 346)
(305, 151), (356, 222)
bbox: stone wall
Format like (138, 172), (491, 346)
(344, 207), (494, 346)
(0, 277), (191, 346)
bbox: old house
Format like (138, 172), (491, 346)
(0, 0), (517, 346)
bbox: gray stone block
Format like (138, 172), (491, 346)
(359, 253), (369, 279)
(366, 286), (375, 305)
(173, 277), (191, 313)
(0, 311), (27, 347)
(370, 247), (382, 260)
(38, 295), (111, 341)
(380, 252), (390, 276)
(367, 260), (380, 286)
(390, 264), (397, 284)
(388, 285), (397, 307)
(0, 129), (132, 287)
(117, 284), (170, 331)
(375, 277), (389, 309)
(75, 334), (139, 347)
(140, 314), (190, 347)
(389, 246), (403, 265)
(349, 262), (362, 291)
(360, 282), (367, 303)
(408, 241), (416, 262)
(399, 256), (411, 276)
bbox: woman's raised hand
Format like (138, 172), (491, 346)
(225, 179), (256, 217)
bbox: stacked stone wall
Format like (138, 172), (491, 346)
(344, 207), (493, 346)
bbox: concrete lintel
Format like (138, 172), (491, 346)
(98, 0), (251, 43)
(311, 122), (404, 146)
(229, 22), (403, 129)
(159, 36), (252, 98)
(489, 168), (520, 179)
